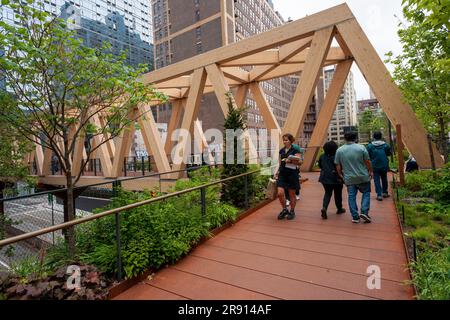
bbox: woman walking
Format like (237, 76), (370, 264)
(318, 141), (346, 219)
(274, 134), (302, 220)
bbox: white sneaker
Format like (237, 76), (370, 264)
(286, 200), (290, 206)
(296, 194), (300, 200)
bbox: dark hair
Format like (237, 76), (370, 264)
(344, 131), (357, 142)
(373, 131), (382, 140)
(323, 141), (338, 156)
(282, 133), (295, 143)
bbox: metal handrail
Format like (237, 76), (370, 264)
(0, 168), (266, 248)
(0, 163), (219, 202)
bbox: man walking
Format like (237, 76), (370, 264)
(367, 132), (392, 201)
(335, 132), (373, 224)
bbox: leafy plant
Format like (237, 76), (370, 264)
(410, 247), (450, 300)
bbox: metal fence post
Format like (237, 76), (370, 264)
(200, 187), (206, 219)
(413, 238), (417, 262)
(115, 212), (122, 281)
(133, 156), (137, 173)
(93, 159), (97, 176)
(244, 175), (248, 209)
(141, 156), (145, 176)
(148, 156), (151, 172)
(123, 158), (127, 177)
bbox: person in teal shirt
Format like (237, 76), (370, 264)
(335, 132), (373, 224)
(367, 131), (391, 201)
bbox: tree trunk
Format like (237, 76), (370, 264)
(65, 172), (76, 259)
(438, 115), (448, 164)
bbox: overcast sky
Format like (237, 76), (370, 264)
(272, 0), (404, 100)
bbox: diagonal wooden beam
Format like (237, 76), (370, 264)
(250, 37), (312, 81)
(90, 114), (113, 177)
(235, 84), (248, 108)
(137, 104), (172, 173)
(205, 63), (234, 115)
(111, 110), (136, 177)
(301, 60), (353, 171)
(336, 19), (444, 168)
(141, 4), (354, 84)
(165, 99), (185, 155)
(172, 68), (208, 171)
(249, 82), (281, 132)
(283, 27), (335, 139)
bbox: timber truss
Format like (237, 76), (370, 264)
(28, 4), (444, 184)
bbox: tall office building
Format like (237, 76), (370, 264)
(1, 0), (153, 70)
(152, 0), (323, 148)
(1, 0), (155, 157)
(324, 67), (357, 145)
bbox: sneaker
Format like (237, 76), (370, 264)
(296, 194), (300, 201)
(278, 208), (289, 220)
(287, 210), (296, 220)
(321, 209), (328, 220)
(336, 208), (346, 214)
(286, 200), (290, 206)
(376, 196), (383, 201)
(360, 213), (372, 223)
(352, 218), (360, 223)
(383, 193), (390, 198)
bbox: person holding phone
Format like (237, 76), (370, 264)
(274, 134), (302, 220)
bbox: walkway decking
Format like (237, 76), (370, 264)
(115, 172), (414, 300)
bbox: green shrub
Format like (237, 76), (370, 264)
(410, 247), (450, 300)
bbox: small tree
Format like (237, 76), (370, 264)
(221, 93), (252, 208)
(386, 0), (449, 162)
(0, 0), (166, 257)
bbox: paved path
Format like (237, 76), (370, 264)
(115, 173), (414, 300)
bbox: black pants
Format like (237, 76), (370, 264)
(322, 184), (343, 210)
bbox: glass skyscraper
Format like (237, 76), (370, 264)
(1, 0), (153, 71)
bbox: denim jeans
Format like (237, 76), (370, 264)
(373, 170), (388, 197)
(347, 182), (371, 220)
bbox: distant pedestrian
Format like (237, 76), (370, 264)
(274, 134), (302, 220)
(318, 141), (345, 220)
(335, 132), (373, 224)
(367, 132), (392, 201)
(405, 155), (419, 173)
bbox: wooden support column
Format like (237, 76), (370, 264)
(42, 144), (53, 176)
(235, 85), (248, 109)
(165, 99), (185, 155)
(206, 64), (258, 163)
(336, 19), (444, 168)
(72, 128), (86, 177)
(283, 27), (334, 140)
(33, 138), (44, 176)
(249, 82), (281, 132)
(90, 114), (113, 177)
(98, 114), (116, 159)
(301, 59), (353, 171)
(172, 68), (207, 171)
(137, 105), (172, 174)
(111, 110), (136, 177)
(396, 124), (405, 186)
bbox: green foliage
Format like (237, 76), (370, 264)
(221, 92), (252, 208)
(404, 164), (450, 203)
(0, 0), (166, 183)
(358, 110), (389, 142)
(410, 247), (450, 300)
(386, 0), (449, 160)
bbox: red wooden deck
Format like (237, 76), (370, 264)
(114, 173), (414, 300)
